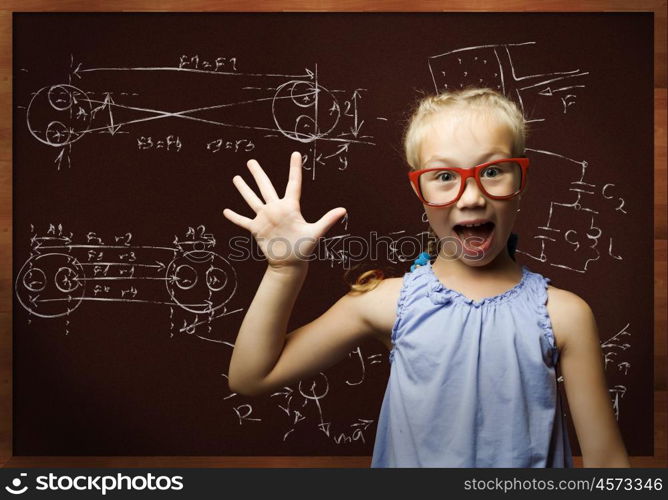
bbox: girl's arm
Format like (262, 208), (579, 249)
(229, 264), (393, 396)
(222, 152), (390, 396)
(552, 289), (631, 467)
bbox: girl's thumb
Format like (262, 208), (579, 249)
(314, 207), (347, 236)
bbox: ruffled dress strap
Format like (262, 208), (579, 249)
(532, 272), (560, 366)
(389, 264), (431, 363)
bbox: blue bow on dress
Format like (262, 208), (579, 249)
(410, 251), (431, 272)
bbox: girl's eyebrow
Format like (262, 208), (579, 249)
(424, 151), (511, 167)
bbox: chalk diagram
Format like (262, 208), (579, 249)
(428, 41), (588, 121)
(516, 148), (628, 274)
(24, 55), (376, 177)
(15, 224), (242, 342)
(601, 322), (632, 420)
(221, 346), (384, 446)
(315, 228), (435, 270)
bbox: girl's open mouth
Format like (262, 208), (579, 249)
(453, 222), (495, 256)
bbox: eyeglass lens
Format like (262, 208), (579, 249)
(418, 161), (522, 205)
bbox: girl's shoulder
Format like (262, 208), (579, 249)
(545, 283), (596, 352)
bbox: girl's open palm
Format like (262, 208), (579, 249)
(223, 152), (346, 269)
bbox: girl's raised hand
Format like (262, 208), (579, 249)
(223, 152), (347, 270)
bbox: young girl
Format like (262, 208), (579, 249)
(222, 87), (629, 468)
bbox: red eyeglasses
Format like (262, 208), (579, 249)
(408, 157), (530, 207)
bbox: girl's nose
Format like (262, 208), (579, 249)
(456, 177), (486, 208)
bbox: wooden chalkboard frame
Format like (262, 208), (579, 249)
(0, 0), (665, 468)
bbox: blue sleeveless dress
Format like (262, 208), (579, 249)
(371, 261), (573, 468)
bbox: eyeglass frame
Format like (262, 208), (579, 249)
(408, 157), (530, 207)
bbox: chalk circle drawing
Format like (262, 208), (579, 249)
(27, 84), (93, 146)
(15, 253), (86, 318)
(272, 79), (340, 143)
(166, 249), (237, 314)
(299, 371), (329, 401)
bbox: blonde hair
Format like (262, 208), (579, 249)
(349, 87), (527, 293)
(405, 87), (526, 170)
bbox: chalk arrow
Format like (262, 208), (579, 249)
(318, 422), (331, 437)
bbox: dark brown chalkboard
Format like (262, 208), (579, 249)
(13, 12), (653, 456)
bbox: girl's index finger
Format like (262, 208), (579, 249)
(284, 151), (302, 201)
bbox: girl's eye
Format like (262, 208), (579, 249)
(436, 171), (455, 181)
(482, 167), (500, 178)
